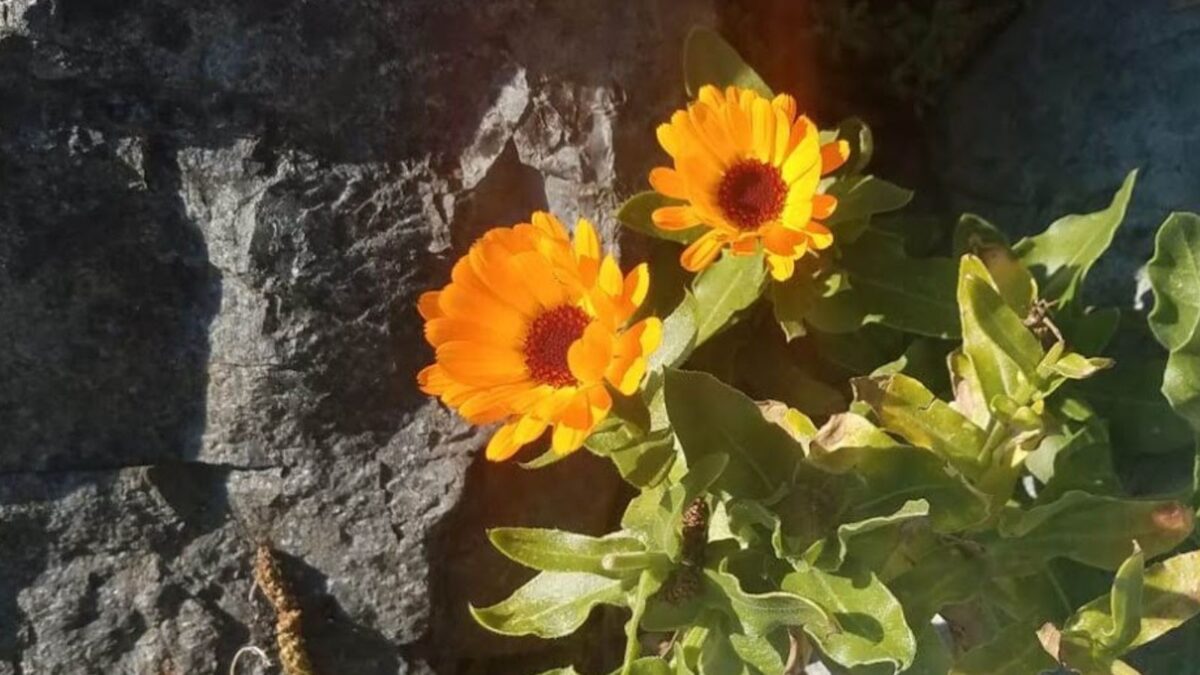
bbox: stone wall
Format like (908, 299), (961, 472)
(0, 1), (712, 673)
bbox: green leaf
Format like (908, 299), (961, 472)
(488, 528), (646, 576)
(621, 569), (669, 674)
(537, 668), (582, 675)
(652, 252), (767, 370)
(889, 541), (987, 627)
(1164, 350), (1200, 433)
(840, 231), (960, 339)
(949, 618), (1058, 675)
(683, 26), (772, 98)
(1100, 546), (1145, 654)
(1025, 421), (1121, 504)
(1059, 306), (1121, 356)
(620, 659), (672, 675)
(736, 335), (846, 418)
(1148, 212), (1200, 352)
(810, 413), (987, 532)
(852, 374), (987, 478)
(906, 624), (954, 675)
(806, 499), (930, 571)
(470, 571), (625, 638)
(1074, 360), (1194, 455)
(957, 255), (1044, 407)
(665, 369), (800, 499)
(990, 491), (1194, 575)
(1014, 169), (1137, 305)
(703, 569), (830, 637)
(618, 192), (704, 244)
(1065, 549), (1200, 654)
(823, 175), (914, 244)
(953, 214), (1036, 316)
(837, 117), (874, 175)
(728, 634), (787, 674)
(782, 566), (918, 672)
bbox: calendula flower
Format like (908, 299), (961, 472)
(417, 212), (662, 461)
(649, 85), (849, 281)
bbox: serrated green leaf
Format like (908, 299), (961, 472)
(852, 374), (987, 478)
(665, 369), (800, 498)
(1065, 550), (1200, 654)
(1148, 212), (1200, 352)
(840, 231), (960, 338)
(618, 191), (704, 244)
(488, 528), (646, 576)
(705, 569), (830, 636)
(783, 566), (918, 672)
(683, 26), (772, 98)
(990, 491), (1193, 575)
(470, 571), (625, 638)
(1014, 169), (1137, 305)
(806, 499), (930, 571)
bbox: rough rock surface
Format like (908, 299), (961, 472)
(0, 1), (712, 673)
(938, 0), (1200, 307)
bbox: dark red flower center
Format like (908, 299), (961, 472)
(716, 159), (788, 231)
(524, 305), (590, 387)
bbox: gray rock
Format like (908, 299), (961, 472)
(938, 0), (1200, 307)
(0, 0), (713, 673)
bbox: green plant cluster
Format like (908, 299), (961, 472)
(470, 29), (1200, 675)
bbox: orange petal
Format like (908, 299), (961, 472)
(656, 123), (680, 156)
(812, 193), (838, 221)
(531, 211), (569, 240)
(680, 230), (726, 272)
(418, 291), (443, 320)
(806, 221), (834, 250)
(767, 254), (796, 281)
(417, 364), (451, 396)
(762, 222), (806, 256)
(771, 94), (797, 120)
(567, 322), (614, 384)
(782, 198), (815, 232)
(425, 316), (522, 350)
(649, 167), (689, 199)
(486, 418), (536, 462)
(617, 263), (651, 321)
(652, 205), (699, 231)
(609, 355), (647, 396)
(820, 140), (851, 175)
(730, 236), (759, 255)
(436, 341), (527, 387)
(587, 385), (613, 432)
(638, 318), (664, 356)
(573, 217), (601, 261)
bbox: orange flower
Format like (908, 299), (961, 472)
(649, 85), (849, 281)
(417, 212), (662, 461)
